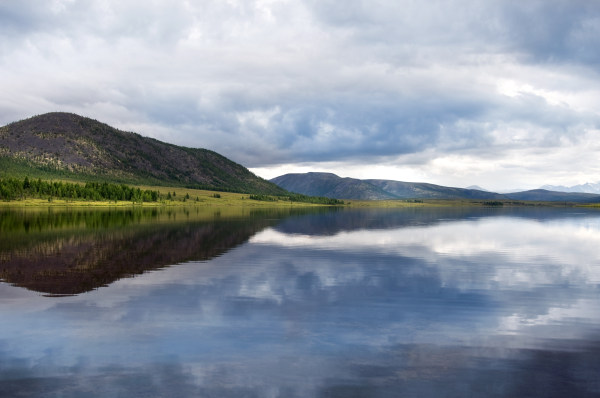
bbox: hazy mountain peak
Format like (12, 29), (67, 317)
(541, 182), (600, 194)
(466, 185), (488, 191)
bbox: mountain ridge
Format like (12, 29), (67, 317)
(270, 172), (398, 200)
(0, 112), (286, 194)
(541, 182), (600, 194)
(271, 172), (505, 200)
(271, 172), (600, 203)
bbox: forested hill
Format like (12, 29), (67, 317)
(0, 112), (285, 194)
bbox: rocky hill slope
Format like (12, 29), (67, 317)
(0, 112), (285, 194)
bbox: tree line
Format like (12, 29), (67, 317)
(0, 177), (159, 203)
(249, 193), (344, 205)
(0, 176), (345, 205)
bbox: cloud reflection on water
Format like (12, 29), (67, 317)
(1, 207), (600, 397)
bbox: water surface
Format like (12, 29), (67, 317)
(1, 206), (599, 397)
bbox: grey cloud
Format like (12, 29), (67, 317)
(143, 85), (498, 166)
(0, 1), (194, 45)
(489, 94), (600, 146)
(305, 0), (600, 67)
(119, 83), (597, 168)
(1, 0), (599, 181)
(499, 0), (600, 65)
(0, 1), (56, 36)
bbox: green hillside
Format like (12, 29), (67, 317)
(0, 112), (286, 195)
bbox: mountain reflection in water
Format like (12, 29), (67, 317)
(0, 206), (599, 397)
(2, 206), (576, 296)
(0, 207), (314, 295)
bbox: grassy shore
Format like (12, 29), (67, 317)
(341, 198), (600, 208)
(2, 180), (597, 208)
(0, 186), (327, 208)
(2, 196), (594, 208)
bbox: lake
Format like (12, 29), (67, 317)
(1, 206), (599, 397)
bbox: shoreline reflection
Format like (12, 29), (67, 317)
(0, 207), (599, 397)
(0, 207), (314, 295)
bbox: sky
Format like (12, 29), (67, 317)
(1, 0), (599, 191)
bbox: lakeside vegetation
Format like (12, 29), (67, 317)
(0, 177), (160, 203)
(345, 198), (597, 208)
(0, 176), (344, 207)
(1, 176), (598, 209)
(248, 193), (344, 205)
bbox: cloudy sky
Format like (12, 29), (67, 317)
(1, 0), (599, 190)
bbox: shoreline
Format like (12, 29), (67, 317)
(2, 197), (597, 209)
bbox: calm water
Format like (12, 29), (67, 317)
(1, 206), (600, 397)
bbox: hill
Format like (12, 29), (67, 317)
(0, 112), (285, 194)
(365, 179), (505, 200)
(271, 172), (600, 203)
(504, 189), (600, 203)
(270, 172), (397, 200)
(271, 172), (505, 200)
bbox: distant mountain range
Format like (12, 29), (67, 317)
(271, 172), (600, 203)
(0, 112), (285, 194)
(541, 182), (600, 194)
